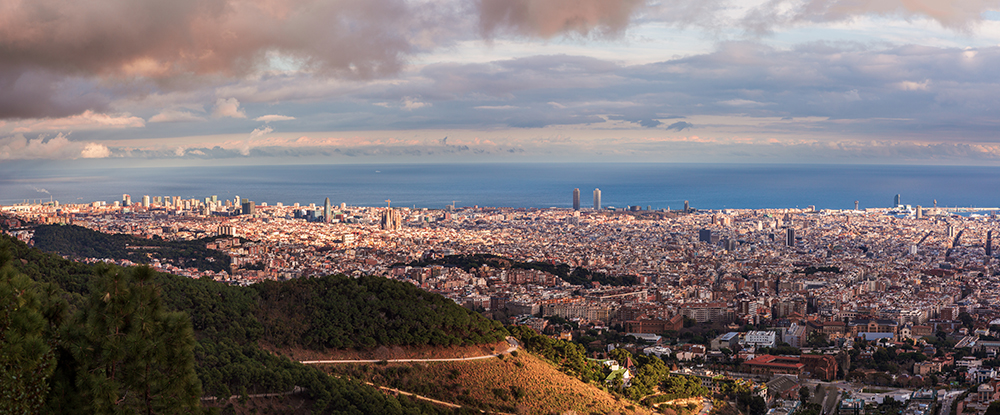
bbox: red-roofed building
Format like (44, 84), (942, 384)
(743, 354), (805, 377)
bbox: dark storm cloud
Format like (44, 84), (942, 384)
(0, 65), (109, 119)
(0, 0), (455, 118)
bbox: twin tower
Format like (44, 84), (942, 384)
(572, 188), (600, 210)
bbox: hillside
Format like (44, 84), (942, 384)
(31, 224), (231, 272)
(325, 351), (648, 415)
(0, 233), (506, 414)
(403, 253), (638, 286)
(255, 274), (507, 350)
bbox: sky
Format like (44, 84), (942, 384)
(3, 0), (1000, 166)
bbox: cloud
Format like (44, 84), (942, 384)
(250, 126), (274, 138)
(81, 142), (111, 158)
(666, 121), (694, 131)
(0, 133), (110, 160)
(212, 98), (246, 119)
(2, 111), (145, 133)
(402, 97), (431, 111)
(149, 109), (206, 123)
(479, 0), (646, 38)
(607, 115), (662, 128)
(740, 0), (1000, 34)
(255, 114), (296, 122)
(0, 0), (460, 120)
(717, 99), (767, 107)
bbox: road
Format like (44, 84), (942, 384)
(300, 337), (519, 365)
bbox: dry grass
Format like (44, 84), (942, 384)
(264, 339), (510, 361)
(322, 351), (649, 415)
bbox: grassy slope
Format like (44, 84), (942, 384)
(325, 352), (649, 415)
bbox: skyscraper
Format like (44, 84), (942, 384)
(916, 205), (922, 219)
(142, 195), (150, 208)
(894, 194), (901, 207)
(786, 228), (795, 247)
(324, 197), (332, 223)
(593, 188), (601, 210)
(242, 200), (254, 216)
(122, 194), (131, 206)
(683, 200), (689, 212)
(573, 188), (580, 211)
(855, 201), (859, 211)
(699, 229), (712, 243)
(985, 230), (993, 256)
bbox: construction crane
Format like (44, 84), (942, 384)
(450, 200), (461, 210)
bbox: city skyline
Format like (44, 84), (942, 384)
(3, 1), (1000, 167)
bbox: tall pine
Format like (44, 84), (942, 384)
(0, 250), (64, 414)
(60, 265), (202, 414)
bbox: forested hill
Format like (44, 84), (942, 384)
(30, 224), (230, 272)
(403, 253), (638, 286)
(257, 275), (507, 349)
(0, 234), (504, 414)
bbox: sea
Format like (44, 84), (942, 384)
(2, 162), (1000, 211)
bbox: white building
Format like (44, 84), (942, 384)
(743, 330), (777, 348)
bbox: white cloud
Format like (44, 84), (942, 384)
(897, 80), (930, 91)
(255, 114), (296, 122)
(80, 142), (111, 158)
(250, 126), (274, 138)
(149, 109), (206, 123)
(717, 99), (768, 107)
(402, 97), (431, 111)
(212, 98), (246, 119)
(0, 133), (110, 160)
(3, 111), (145, 134)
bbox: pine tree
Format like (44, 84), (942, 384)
(63, 265), (202, 414)
(0, 251), (63, 414)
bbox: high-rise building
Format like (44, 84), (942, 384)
(894, 194), (901, 207)
(142, 195), (150, 208)
(916, 205), (922, 219)
(699, 229), (712, 243)
(235, 195), (241, 206)
(855, 200), (859, 210)
(988, 230), (994, 257)
(786, 228), (795, 247)
(684, 200), (689, 212)
(122, 194), (131, 206)
(573, 188), (580, 211)
(380, 208), (402, 230)
(593, 188), (601, 210)
(241, 200), (254, 216)
(324, 197), (332, 223)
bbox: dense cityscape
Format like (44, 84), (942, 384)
(4, 187), (1000, 414)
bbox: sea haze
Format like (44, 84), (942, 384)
(1, 163), (999, 211)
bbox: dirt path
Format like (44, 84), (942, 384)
(299, 337), (518, 365)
